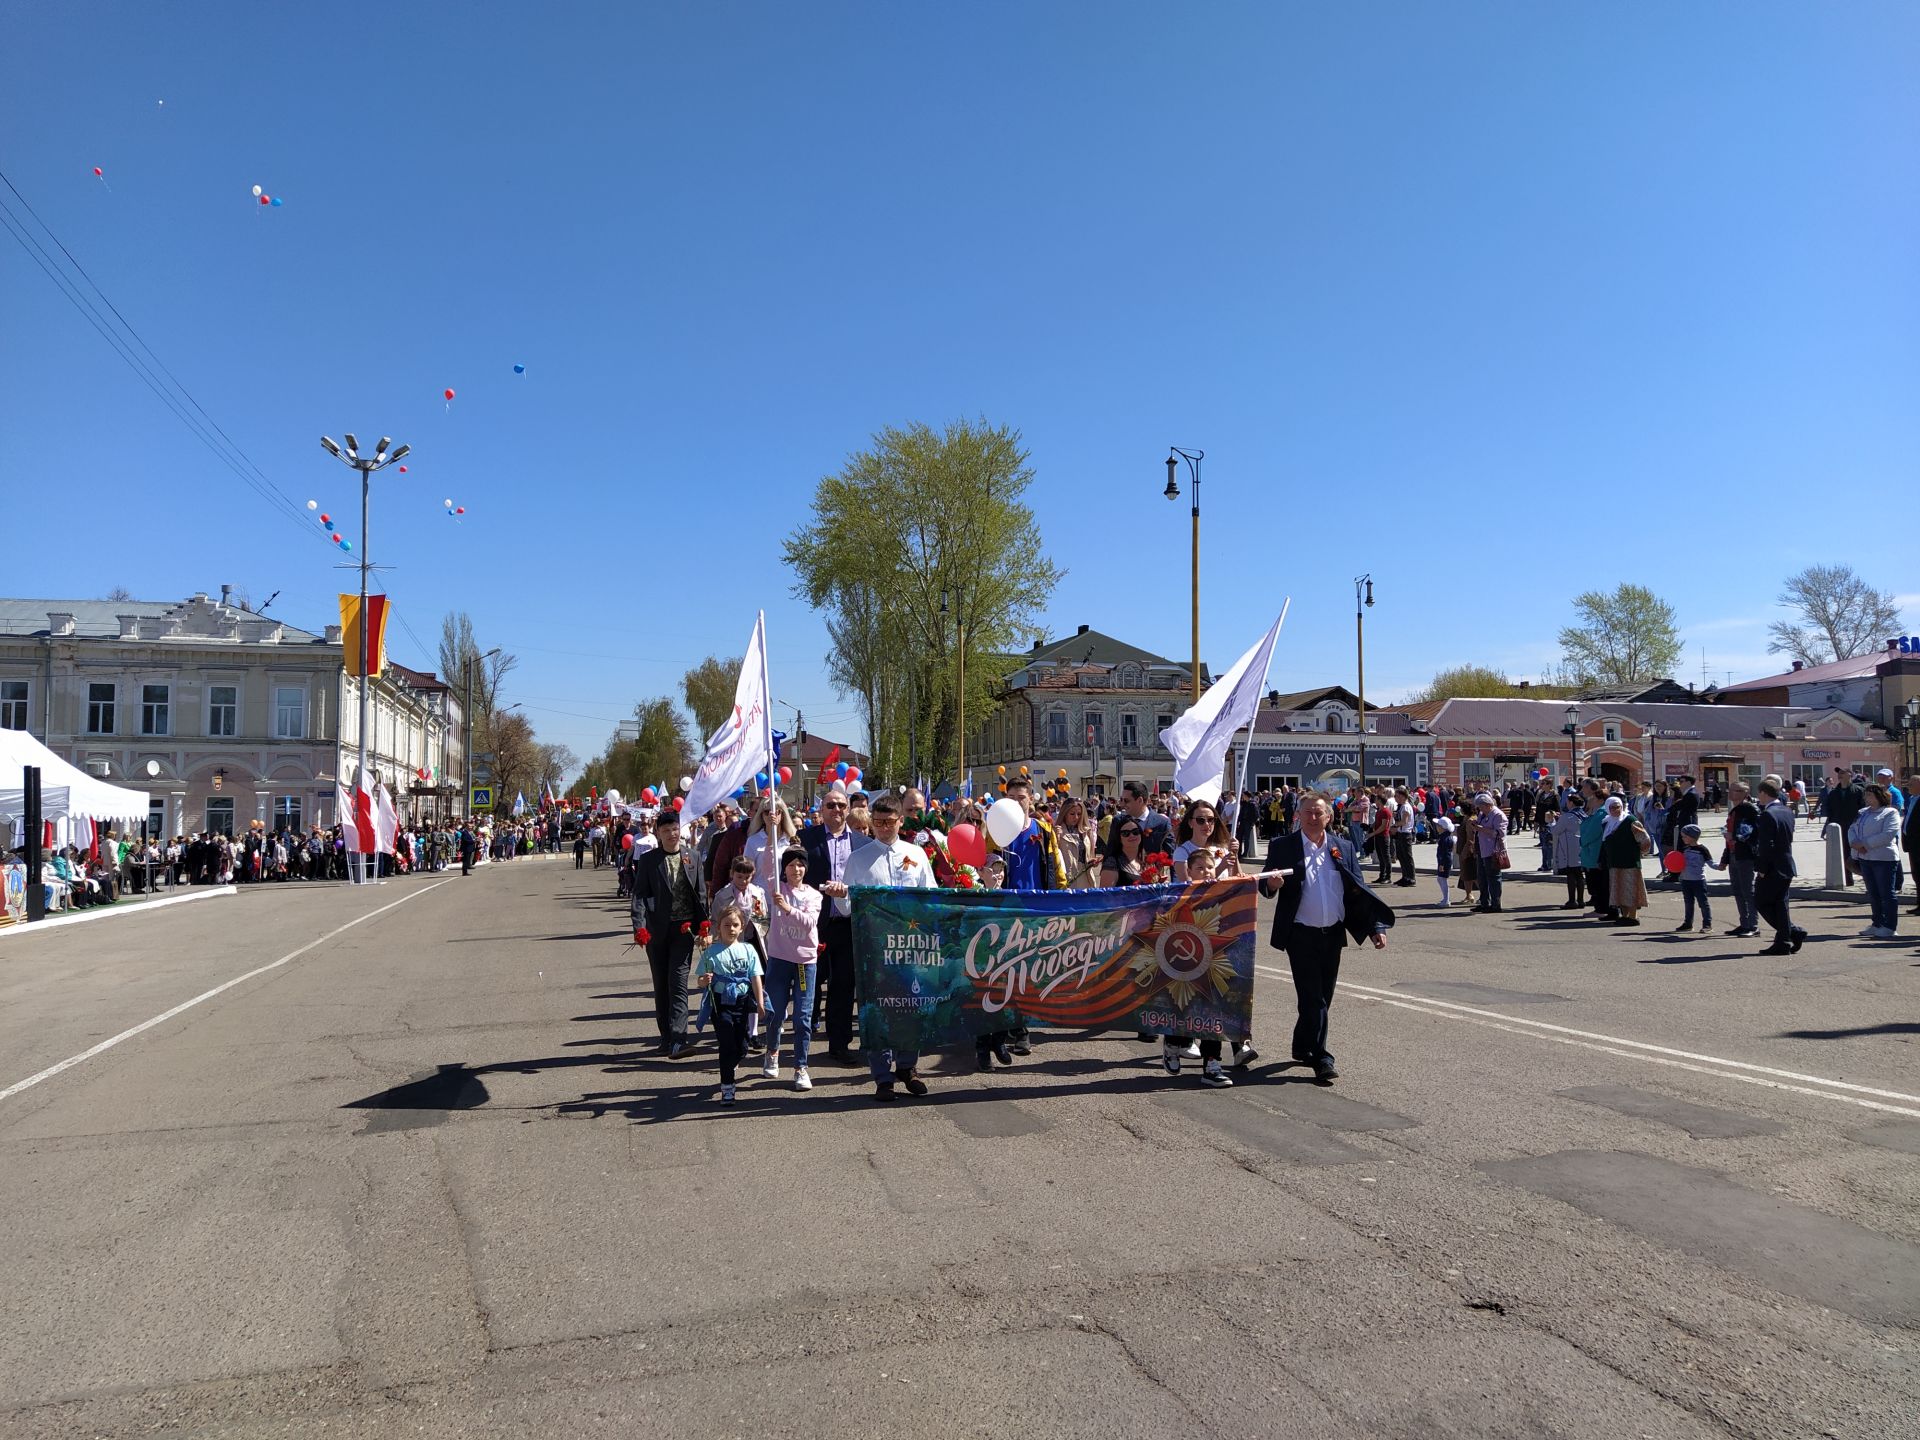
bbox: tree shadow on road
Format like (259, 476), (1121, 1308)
(1774, 1022), (1920, 1040)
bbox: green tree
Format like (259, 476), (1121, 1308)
(1557, 584), (1683, 686)
(681, 655), (743, 743)
(1411, 665), (1521, 702)
(784, 418), (1064, 784)
(585, 698), (694, 802)
(1767, 564), (1902, 666)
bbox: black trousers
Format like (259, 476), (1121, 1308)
(712, 1004), (748, 1084)
(817, 914), (857, 1050)
(1282, 924), (1346, 1065)
(1585, 866), (1609, 912)
(1393, 833), (1415, 884)
(645, 927), (697, 1044)
(1755, 874), (1794, 943)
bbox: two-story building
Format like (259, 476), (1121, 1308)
(1233, 687), (1432, 791)
(0, 592), (464, 838)
(966, 626), (1208, 797)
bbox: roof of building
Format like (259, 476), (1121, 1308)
(387, 661), (452, 692)
(0, 594), (327, 644)
(1249, 709), (1422, 739)
(1718, 649), (1892, 694)
(1575, 679), (1697, 704)
(1263, 685), (1368, 711)
(1015, 626), (1211, 683)
(1414, 696), (1886, 740)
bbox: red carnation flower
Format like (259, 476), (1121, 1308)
(633, 926), (651, 945)
(698, 921), (712, 939)
(679, 921), (693, 935)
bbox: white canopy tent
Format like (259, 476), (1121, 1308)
(0, 729), (149, 848)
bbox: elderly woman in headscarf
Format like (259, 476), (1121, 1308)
(1599, 793), (1652, 926)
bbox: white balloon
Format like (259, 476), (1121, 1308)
(606, 788), (622, 805)
(252, 185), (262, 197)
(306, 499), (317, 510)
(678, 775), (693, 792)
(985, 797), (1027, 848)
(444, 498), (453, 507)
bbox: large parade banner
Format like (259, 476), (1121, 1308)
(853, 879), (1259, 1051)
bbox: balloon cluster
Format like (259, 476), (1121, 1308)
(443, 498), (467, 519)
(307, 501), (351, 550)
(251, 184), (282, 207)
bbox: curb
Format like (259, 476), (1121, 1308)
(0, 885), (237, 941)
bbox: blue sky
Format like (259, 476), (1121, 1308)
(5, 2), (1916, 773)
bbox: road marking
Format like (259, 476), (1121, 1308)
(1254, 965), (1920, 1120)
(0, 881), (452, 1105)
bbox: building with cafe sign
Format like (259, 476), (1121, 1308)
(1233, 692), (1431, 794)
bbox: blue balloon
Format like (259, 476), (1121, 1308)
(323, 518), (333, 529)
(270, 196), (282, 207)
(755, 772), (769, 787)
(512, 363), (525, 374)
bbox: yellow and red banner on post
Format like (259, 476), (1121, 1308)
(339, 594), (390, 678)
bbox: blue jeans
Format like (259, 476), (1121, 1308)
(1477, 850), (1503, 908)
(1681, 878), (1711, 928)
(764, 958), (816, 1067)
(1728, 855), (1757, 931)
(1861, 858), (1898, 933)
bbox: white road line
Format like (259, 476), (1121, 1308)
(1253, 965), (1920, 1119)
(0, 880), (452, 1105)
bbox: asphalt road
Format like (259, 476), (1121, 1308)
(0, 852), (1915, 1439)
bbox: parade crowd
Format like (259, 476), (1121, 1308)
(583, 758), (1920, 1106)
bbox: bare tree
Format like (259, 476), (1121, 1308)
(438, 611), (516, 728)
(1767, 565), (1902, 666)
(106, 586), (134, 602)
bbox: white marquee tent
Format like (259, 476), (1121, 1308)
(0, 729), (148, 846)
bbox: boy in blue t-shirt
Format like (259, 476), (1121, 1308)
(693, 905), (765, 1102)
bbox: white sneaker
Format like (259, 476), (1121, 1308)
(1231, 1042), (1259, 1071)
(1200, 1059), (1233, 1088)
(1857, 927), (1879, 937)
(761, 1053), (779, 1081)
(793, 1068), (812, 1091)
(1181, 1039), (1202, 1059)
(1161, 1040), (1182, 1076)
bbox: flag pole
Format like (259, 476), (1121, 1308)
(1233, 598), (1289, 806)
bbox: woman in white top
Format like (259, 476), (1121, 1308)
(1164, 799), (1250, 1085)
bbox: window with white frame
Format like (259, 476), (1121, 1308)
(141, 683), (170, 736)
(86, 682), (116, 734)
(1461, 760), (1494, 785)
(208, 684), (238, 737)
(1603, 722), (1621, 744)
(274, 685), (305, 739)
(0, 678), (27, 730)
(204, 797), (235, 836)
(1121, 712), (1138, 748)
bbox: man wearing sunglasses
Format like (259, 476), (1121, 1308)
(798, 782), (875, 1065)
(843, 793), (939, 1101)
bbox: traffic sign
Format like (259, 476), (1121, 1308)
(469, 785), (493, 810)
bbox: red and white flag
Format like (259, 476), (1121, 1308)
(374, 781), (397, 854)
(337, 771), (378, 853)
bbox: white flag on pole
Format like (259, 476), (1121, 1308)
(1159, 606), (1289, 806)
(682, 611), (773, 823)
(374, 781), (398, 854)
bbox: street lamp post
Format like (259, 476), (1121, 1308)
(1354, 575), (1374, 787)
(1165, 449), (1203, 704)
(321, 433), (409, 884)
(1900, 695), (1920, 777)
(1564, 706), (1581, 785)
(941, 589), (965, 797)
(464, 646), (502, 821)
(1646, 724), (1659, 791)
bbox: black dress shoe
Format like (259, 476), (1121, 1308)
(1313, 1062), (1339, 1084)
(1788, 928), (1806, 953)
(974, 1048), (995, 1073)
(873, 1082), (898, 1102)
(1009, 1038), (1032, 1056)
(895, 1068), (929, 1097)
(993, 1041), (1014, 1066)
(1758, 943), (1792, 955)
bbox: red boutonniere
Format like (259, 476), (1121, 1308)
(633, 926), (651, 945)
(697, 921), (712, 940)
(901, 853), (917, 868)
(679, 921), (693, 935)
(955, 872), (974, 888)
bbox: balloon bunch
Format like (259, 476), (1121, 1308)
(251, 184), (282, 207)
(830, 760), (862, 789)
(443, 498), (467, 520)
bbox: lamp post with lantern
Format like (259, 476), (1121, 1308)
(1164, 448), (1203, 705)
(1563, 707), (1581, 786)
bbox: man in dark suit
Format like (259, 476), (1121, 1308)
(1258, 792), (1394, 1083)
(798, 784), (874, 1064)
(1751, 775), (1805, 956)
(1661, 775), (1700, 881)
(1903, 772), (1920, 916)
(1818, 767), (1864, 887)
(630, 808), (708, 1056)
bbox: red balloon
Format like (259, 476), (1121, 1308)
(778, 765), (792, 784)
(319, 513), (330, 523)
(396, 465), (406, 473)
(641, 788), (656, 803)
(1662, 850), (1687, 875)
(620, 833), (634, 851)
(455, 506), (465, 515)
(671, 796), (684, 811)
(259, 194), (270, 205)
(443, 388), (455, 401)
(93, 167), (103, 177)
(949, 822), (987, 869)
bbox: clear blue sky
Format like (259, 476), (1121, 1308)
(5, 2), (1916, 775)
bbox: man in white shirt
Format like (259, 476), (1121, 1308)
(1391, 786), (1417, 887)
(799, 782), (874, 1065)
(1258, 793), (1392, 1083)
(843, 793), (937, 1101)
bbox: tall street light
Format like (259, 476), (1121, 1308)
(941, 589), (965, 797)
(1564, 706), (1581, 785)
(1646, 723), (1660, 791)
(465, 646), (502, 820)
(1354, 575), (1374, 788)
(321, 433), (409, 883)
(1165, 448), (1203, 704)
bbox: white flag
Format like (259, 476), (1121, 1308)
(374, 781), (398, 854)
(682, 611), (773, 823)
(1159, 605), (1289, 806)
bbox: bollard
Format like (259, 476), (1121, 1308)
(1823, 821), (1848, 889)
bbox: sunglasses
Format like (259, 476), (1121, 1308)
(1118, 827), (1142, 837)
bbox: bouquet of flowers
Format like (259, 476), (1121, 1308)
(1139, 850), (1175, 885)
(942, 862), (983, 890)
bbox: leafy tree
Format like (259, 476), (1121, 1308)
(1557, 584), (1682, 686)
(1411, 665), (1521, 702)
(582, 699), (693, 802)
(487, 709), (538, 811)
(681, 655), (743, 743)
(1767, 564), (1902, 666)
(535, 742), (579, 795)
(784, 418), (1063, 784)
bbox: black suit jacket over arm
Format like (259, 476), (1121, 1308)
(1260, 830), (1395, 950)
